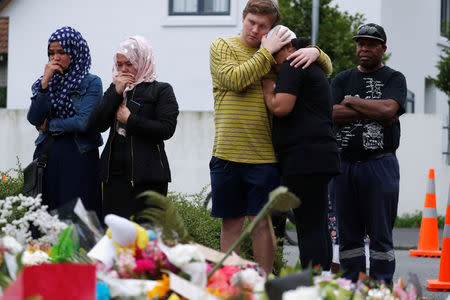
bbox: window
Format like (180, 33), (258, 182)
(169, 0), (230, 16)
(406, 89), (415, 113)
(442, 0), (450, 37)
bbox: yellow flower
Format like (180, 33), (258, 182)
(147, 274), (171, 299)
(167, 293), (181, 300)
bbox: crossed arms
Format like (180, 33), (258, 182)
(332, 97), (400, 126)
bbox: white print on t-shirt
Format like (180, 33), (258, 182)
(337, 77), (385, 151)
(362, 77), (384, 150)
(363, 77), (383, 99)
(362, 122), (384, 150)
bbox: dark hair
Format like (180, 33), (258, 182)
(242, 0), (281, 27)
(291, 37), (311, 50)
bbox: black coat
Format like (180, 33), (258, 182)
(89, 81), (179, 185)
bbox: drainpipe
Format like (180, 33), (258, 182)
(311, 0), (320, 45)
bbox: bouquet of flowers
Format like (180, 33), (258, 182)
(0, 194), (67, 248)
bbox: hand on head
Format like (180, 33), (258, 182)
(261, 26), (292, 54)
(286, 47), (320, 69)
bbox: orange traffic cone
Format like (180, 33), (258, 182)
(410, 169), (441, 257)
(427, 182), (450, 291)
(1, 174), (5, 182)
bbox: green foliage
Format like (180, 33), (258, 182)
(0, 86), (6, 108)
(169, 188), (286, 275)
(395, 211), (445, 229)
(49, 225), (75, 263)
(0, 158), (24, 200)
(430, 21), (450, 99)
(278, 0), (366, 78)
(136, 191), (192, 245)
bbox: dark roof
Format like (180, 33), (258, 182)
(0, 17), (7, 54)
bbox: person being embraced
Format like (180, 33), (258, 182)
(27, 26), (103, 217)
(262, 26), (340, 271)
(89, 36), (179, 220)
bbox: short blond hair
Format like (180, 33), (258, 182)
(242, 0), (281, 28)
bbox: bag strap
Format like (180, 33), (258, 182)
(37, 135), (55, 168)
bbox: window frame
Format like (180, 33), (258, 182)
(162, 0), (238, 27)
(169, 0), (231, 16)
(441, 0), (450, 37)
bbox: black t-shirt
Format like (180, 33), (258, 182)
(330, 66), (407, 161)
(273, 60), (340, 176)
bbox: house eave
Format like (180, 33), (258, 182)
(0, 0), (12, 13)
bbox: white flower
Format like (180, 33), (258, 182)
(230, 268), (266, 292)
(2, 236), (23, 254)
(22, 250), (49, 265)
(0, 194), (67, 247)
(167, 244), (205, 268)
(282, 286), (321, 300)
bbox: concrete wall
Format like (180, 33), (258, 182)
(1, 109), (449, 216)
(397, 114), (450, 217)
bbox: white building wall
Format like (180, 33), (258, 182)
(0, 0), (247, 111)
(331, 0), (381, 24)
(397, 114), (450, 217)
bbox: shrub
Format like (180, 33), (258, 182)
(395, 211), (445, 229)
(0, 158), (24, 199)
(169, 187), (287, 275)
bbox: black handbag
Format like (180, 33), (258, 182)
(23, 136), (54, 197)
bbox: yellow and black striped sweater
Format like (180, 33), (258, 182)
(209, 36), (332, 164)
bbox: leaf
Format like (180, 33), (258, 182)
(135, 191), (191, 244)
(269, 186), (301, 212)
(0, 271), (12, 289)
(49, 225), (74, 263)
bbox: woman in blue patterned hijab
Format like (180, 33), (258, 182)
(27, 26), (103, 218)
(32, 26), (91, 119)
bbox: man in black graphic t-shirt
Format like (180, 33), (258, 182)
(331, 23), (406, 283)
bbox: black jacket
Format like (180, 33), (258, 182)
(89, 81), (179, 185)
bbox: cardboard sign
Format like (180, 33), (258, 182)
(194, 243), (257, 266)
(168, 271), (220, 300)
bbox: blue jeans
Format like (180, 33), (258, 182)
(334, 155), (399, 283)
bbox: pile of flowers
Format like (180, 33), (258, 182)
(281, 271), (418, 300)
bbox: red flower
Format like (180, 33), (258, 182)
(208, 265), (240, 285)
(133, 259), (156, 275)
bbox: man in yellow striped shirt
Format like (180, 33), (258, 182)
(209, 0), (332, 274)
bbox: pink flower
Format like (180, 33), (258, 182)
(336, 277), (353, 290)
(134, 259), (156, 275)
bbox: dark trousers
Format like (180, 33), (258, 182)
(102, 175), (168, 221)
(284, 174), (333, 270)
(34, 135), (101, 219)
(334, 155), (399, 283)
